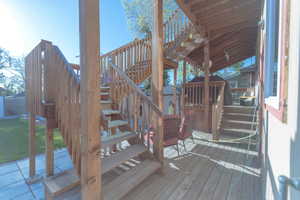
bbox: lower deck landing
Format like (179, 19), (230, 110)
(58, 132), (262, 200)
(123, 135), (262, 200)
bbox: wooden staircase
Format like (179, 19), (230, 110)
(26, 5), (204, 200)
(26, 40), (163, 200)
(220, 105), (258, 148)
(44, 83), (162, 200)
(99, 8), (201, 89)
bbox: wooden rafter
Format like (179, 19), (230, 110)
(176, 0), (261, 71)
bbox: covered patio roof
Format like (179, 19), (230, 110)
(177, 0), (261, 72)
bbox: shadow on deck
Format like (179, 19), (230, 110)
(124, 131), (262, 200)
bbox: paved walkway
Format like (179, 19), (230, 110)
(0, 148), (72, 200)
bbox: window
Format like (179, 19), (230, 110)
(272, 0), (280, 96)
(264, 0), (289, 121)
(265, 0), (281, 108)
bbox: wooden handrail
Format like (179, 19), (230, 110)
(100, 38), (151, 58)
(109, 61), (163, 117)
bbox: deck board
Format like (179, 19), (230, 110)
(124, 133), (261, 200)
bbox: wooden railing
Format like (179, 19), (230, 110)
(182, 81), (225, 106)
(100, 38), (152, 84)
(211, 83), (225, 140)
(108, 61), (163, 154)
(164, 8), (193, 50)
(25, 41), (46, 116)
(26, 41), (82, 175)
(98, 8), (194, 85)
(125, 60), (152, 84)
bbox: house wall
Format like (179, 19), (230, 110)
(263, 0), (300, 199)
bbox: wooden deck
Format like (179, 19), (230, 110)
(122, 132), (262, 200)
(56, 131), (262, 200)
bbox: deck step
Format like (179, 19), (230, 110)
(223, 105), (256, 114)
(101, 86), (110, 90)
(101, 131), (138, 148)
(102, 144), (147, 174)
(223, 119), (258, 129)
(103, 159), (161, 200)
(44, 169), (80, 198)
(102, 109), (120, 116)
(108, 120), (128, 128)
(101, 100), (112, 104)
(223, 113), (256, 121)
(222, 128), (256, 138)
(100, 92), (109, 96)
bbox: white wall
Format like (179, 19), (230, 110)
(265, 113), (293, 199)
(264, 0), (300, 199)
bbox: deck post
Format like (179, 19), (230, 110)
(183, 61), (187, 84)
(45, 126), (54, 176)
(173, 68), (177, 114)
(79, 0), (102, 199)
(152, 0), (164, 164)
(204, 42), (210, 132)
(29, 112), (36, 178)
(180, 61), (187, 117)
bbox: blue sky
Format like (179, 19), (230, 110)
(0, 0), (133, 63)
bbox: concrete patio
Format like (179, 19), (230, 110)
(0, 148), (72, 200)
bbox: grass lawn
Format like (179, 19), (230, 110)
(0, 118), (65, 164)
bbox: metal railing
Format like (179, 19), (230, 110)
(278, 176), (300, 200)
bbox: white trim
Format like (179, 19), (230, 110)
(265, 96), (280, 110)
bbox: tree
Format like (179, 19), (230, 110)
(231, 61), (244, 73)
(122, 0), (178, 38)
(0, 48), (11, 69)
(176, 61), (196, 84)
(0, 48), (11, 84)
(0, 47), (25, 95)
(122, 0), (177, 91)
(6, 57), (25, 94)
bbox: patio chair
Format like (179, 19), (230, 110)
(150, 115), (181, 156)
(163, 115), (181, 156)
(178, 116), (195, 152)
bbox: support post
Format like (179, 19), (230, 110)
(152, 0), (164, 164)
(173, 68), (177, 114)
(204, 42), (210, 132)
(43, 103), (56, 177)
(46, 126), (54, 176)
(181, 61), (187, 117)
(79, 0), (102, 199)
(29, 112), (36, 177)
(183, 60), (187, 84)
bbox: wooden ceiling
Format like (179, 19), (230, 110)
(176, 0), (261, 72)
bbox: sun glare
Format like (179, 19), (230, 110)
(0, 3), (25, 56)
